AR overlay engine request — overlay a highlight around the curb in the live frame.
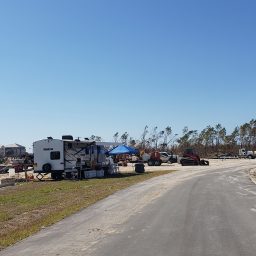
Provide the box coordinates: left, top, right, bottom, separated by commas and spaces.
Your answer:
249, 168, 256, 185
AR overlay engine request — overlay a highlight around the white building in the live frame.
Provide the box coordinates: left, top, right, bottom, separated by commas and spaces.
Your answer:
0, 145, 5, 158
4, 143, 26, 158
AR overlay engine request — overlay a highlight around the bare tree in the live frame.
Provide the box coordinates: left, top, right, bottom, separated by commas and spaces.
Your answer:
150, 126, 164, 149
113, 132, 119, 143
162, 126, 172, 149
95, 136, 102, 142
90, 135, 102, 142
129, 137, 136, 147
239, 123, 251, 148
177, 126, 198, 152
140, 125, 148, 149
121, 132, 129, 145
249, 119, 256, 148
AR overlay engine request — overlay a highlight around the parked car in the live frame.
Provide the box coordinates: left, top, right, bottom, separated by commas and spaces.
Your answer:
169, 154, 178, 163
218, 153, 236, 159
238, 148, 256, 159
159, 152, 170, 163
159, 152, 177, 163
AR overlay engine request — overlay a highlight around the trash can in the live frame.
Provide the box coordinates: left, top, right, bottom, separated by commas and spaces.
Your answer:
135, 163, 145, 173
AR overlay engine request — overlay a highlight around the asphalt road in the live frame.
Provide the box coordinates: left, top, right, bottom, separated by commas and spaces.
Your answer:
1, 160, 256, 256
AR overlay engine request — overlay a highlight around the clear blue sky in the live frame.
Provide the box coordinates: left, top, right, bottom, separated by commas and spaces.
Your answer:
0, 0, 255, 151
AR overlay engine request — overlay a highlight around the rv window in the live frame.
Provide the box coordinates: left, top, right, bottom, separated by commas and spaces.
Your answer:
50, 151, 61, 160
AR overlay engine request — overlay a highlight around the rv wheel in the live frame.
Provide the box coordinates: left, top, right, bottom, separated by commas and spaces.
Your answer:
154, 160, 161, 166
194, 160, 199, 166
51, 173, 57, 180
51, 173, 63, 180
65, 172, 72, 179
42, 163, 51, 173
199, 160, 210, 166
148, 160, 154, 166
56, 173, 63, 180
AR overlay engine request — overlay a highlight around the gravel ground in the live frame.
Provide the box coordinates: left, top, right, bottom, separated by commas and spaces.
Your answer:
119, 158, 255, 173
0, 158, 255, 180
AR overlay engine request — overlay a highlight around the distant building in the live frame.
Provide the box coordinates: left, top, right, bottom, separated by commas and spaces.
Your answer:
4, 143, 26, 158
0, 145, 5, 158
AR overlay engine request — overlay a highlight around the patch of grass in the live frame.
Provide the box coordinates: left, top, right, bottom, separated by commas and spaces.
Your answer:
0, 170, 173, 249
0, 212, 12, 222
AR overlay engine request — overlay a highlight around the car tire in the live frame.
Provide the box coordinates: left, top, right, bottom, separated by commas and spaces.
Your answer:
154, 160, 161, 166
148, 160, 154, 166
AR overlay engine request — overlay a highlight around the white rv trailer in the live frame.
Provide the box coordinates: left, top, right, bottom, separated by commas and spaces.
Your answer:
33, 136, 107, 180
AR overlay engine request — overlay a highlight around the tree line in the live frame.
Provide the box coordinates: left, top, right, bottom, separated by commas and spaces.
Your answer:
90, 119, 256, 157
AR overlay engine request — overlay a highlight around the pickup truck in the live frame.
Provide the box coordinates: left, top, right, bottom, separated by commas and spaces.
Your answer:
160, 152, 177, 163
238, 148, 256, 159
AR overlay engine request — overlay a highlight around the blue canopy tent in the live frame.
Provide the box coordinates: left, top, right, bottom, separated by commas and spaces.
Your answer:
108, 145, 143, 173
108, 145, 138, 155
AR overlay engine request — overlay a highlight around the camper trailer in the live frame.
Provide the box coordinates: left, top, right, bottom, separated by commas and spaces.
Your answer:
33, 136, 108, 180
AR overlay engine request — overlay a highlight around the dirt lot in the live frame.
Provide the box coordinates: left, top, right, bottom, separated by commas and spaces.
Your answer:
0, 158, 252, 180
119, 158, 254, 172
